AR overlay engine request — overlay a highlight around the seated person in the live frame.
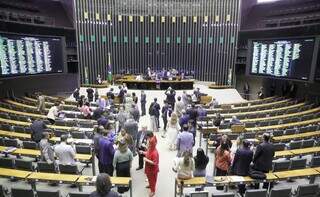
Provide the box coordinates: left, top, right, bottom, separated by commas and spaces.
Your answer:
208, 98, 219, 109
80, 102, 92, 119
230, 115, 241, 125
90, 173, 121, 197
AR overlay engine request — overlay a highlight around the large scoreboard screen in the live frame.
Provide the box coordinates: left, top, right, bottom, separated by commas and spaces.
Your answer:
0, 32, 64, 77
247, 37, 316, 81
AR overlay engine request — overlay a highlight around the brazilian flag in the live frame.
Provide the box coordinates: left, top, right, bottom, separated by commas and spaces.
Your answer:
107, 53, 112, 83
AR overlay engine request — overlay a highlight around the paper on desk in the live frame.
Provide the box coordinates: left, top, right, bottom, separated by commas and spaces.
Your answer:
230, 176, 245, 182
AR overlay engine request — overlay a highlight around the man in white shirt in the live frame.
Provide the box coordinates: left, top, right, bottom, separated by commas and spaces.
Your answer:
54, 135, 76, 165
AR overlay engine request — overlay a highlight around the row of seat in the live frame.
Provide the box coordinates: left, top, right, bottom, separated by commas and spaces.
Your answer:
212, 102, 307, 119
272, 156, 320, 172
2, 186, 90, 197
209, 183, 319, 197
0, 122, 93, 139
0, 137, 92, 154
0, 108, 95, 128
0, 157, 81, 174
206, 99, 294, 114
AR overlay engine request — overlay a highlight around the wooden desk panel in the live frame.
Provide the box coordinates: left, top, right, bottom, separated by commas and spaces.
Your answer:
290, 147, 320, 155
273, 131, 320, 142
0, 146, 92, 161
27, 172, 79, 182
0, 130, 30, 139
273, 168, 319, 179
77, 175, 131, 185
176, 177, 206, 185
0, 167, 32, 179
274, 150, 294, 158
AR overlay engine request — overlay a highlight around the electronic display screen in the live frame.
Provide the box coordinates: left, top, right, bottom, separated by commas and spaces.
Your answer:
0, 32, 64, 77
248, 37, 315, 81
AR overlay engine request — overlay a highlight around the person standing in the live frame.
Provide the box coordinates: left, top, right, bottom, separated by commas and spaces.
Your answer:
142, 133, 159, 197
165, 87, 176, 110
39, 132, 55, 164
166, 113, 180, 150
30, 118, 47, 143
161, 101, 169, 133
149, 98, 160, 132
215, 142, 232, 190
175, 96, 185, 118
129, 104, 140, 123
98, 130, 115, 175
193, 148, 209, 177
175, 151, 195, 180
187, 103, 198, 128
257, 87, 264, 99
252, 133, 275, 189
140, 90, 147, 116
231, 140, 253, 196
89, 173, 121, 197
37, 92, 46, 114
73, 88, 80, 101
132, 92, 138, 104
87, 87, 94, 102
182, 90, 190, 106
125, 93, 134, 113
124, 117, 138, 155
243, 82, 250, 100
118, 86, 125, 104
107, 88, 115, 100
179, 110, 190, 128
117, 106, 128, 133
136, 126, 148, 170
113, 140, 133, 193
94, 88, 99, 102
54, 135, 76, 165
176, 124, 194, 157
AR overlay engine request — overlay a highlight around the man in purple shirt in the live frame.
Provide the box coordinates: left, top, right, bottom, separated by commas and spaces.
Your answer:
98, 131, 115, 176
179, 110, 190, 128
176, 124, 194, 157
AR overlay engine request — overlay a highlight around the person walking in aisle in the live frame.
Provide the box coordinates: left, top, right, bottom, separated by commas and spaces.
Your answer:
141, 132, 159, 197
175, 96, 185, 118
166, 113, 180, 150
113, 139, 133, 193
140, 90, 147, 116
161, 100, 170, 136
176, 124, 194, 157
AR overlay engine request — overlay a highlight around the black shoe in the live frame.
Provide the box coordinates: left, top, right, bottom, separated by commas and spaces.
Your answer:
136, 167, 143, 171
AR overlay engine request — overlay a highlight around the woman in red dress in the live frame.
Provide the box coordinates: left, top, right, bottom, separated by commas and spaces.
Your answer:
141, 132, 159, 197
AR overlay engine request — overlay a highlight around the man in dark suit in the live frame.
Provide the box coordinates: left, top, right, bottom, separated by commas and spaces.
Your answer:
187, 103, 198, 128
231, 140, 253, 196
253, 133, 275, 189
136, 126, 148, 170
30, 118, 47, 143
140, 90, 146, 116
